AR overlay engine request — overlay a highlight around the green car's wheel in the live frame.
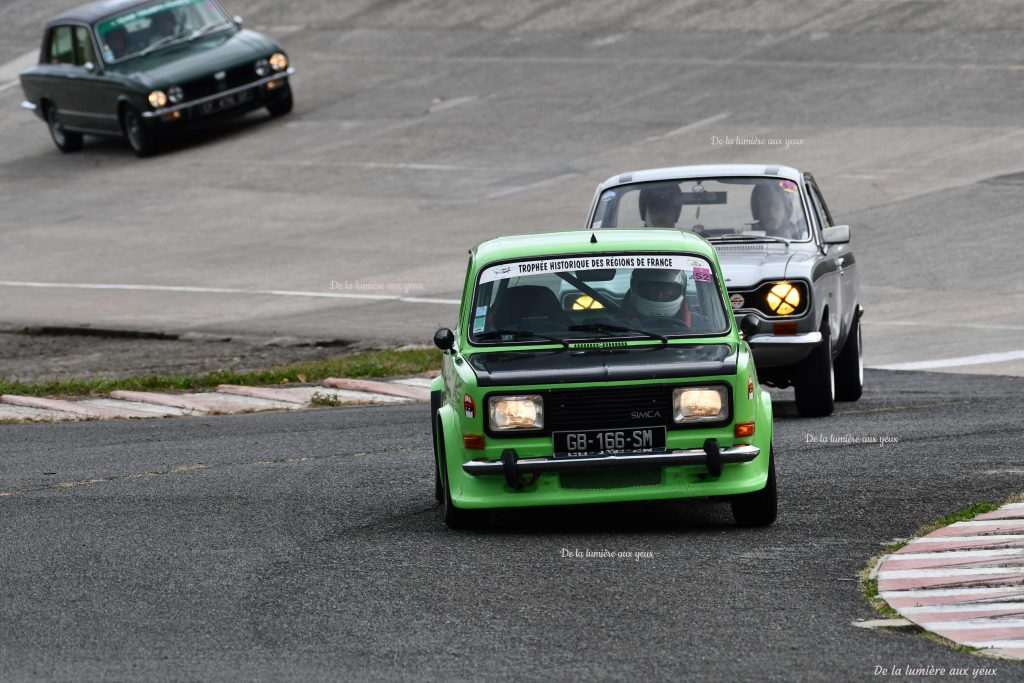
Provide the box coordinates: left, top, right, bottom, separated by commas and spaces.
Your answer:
46, 104, 83, 153
794, 322, 835, 417
121, 107, 159, 158
266, 89, 293, 117
731, 447, 777, 527
430, 393, 442, 503
834, 313, 863, 402
438, 427, 488, 530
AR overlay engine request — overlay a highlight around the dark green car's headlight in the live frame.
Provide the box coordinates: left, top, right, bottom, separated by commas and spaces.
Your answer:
167, 86, 184, 104
269, 52, 288, 71
147, 90, 167, 108
254, 58, 270, 77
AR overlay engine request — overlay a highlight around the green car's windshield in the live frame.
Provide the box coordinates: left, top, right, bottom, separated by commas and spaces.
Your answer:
95, 0, 233, 64
591, 177, 811, 242
469, 253, 730, 345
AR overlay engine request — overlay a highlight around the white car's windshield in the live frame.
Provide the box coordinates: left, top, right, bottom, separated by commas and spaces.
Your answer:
592, 177, 810, 242
95, 0, 233, 63
469, 253, 730, 345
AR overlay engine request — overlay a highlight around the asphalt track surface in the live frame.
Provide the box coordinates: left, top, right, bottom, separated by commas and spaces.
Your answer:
1, 0, 1023, 374
2, 370, 1024, 681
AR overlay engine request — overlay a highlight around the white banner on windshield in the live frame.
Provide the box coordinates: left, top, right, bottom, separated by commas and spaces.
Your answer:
478, 254, 710, 284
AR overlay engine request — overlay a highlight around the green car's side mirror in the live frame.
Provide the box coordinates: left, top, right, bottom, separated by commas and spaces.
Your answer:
739, 314, 761, 340
434, 328, 455, 351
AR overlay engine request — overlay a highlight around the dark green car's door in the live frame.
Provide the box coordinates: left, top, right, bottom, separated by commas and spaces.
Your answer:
69, 25, 122, 134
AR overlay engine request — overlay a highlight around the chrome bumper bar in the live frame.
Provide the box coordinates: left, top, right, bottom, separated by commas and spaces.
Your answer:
142, 67, 295, 119
463, 443, 760, 480
748, 331, 822, 346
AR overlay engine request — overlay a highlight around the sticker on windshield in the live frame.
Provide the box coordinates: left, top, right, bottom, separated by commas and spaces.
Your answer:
779, 179, 798, 193
473, 305, 487, 333
479, 254, 702, 284
693, 267, 712, 284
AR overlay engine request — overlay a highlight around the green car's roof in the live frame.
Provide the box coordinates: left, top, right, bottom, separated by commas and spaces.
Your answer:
471, 229, 718, 267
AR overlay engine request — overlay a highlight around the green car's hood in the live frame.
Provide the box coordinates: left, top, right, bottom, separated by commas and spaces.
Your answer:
466, 343, 738, 387
108, 29, 279, 88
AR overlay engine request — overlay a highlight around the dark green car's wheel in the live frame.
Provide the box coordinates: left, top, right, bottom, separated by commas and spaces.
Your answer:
266, 89, 293, 117
834, 313, 863, 402
731, 447, 777, 527
121, 107, 159, 158
46, 104, 83, 153
794, 322, 835, 417
438, 427, 488, 530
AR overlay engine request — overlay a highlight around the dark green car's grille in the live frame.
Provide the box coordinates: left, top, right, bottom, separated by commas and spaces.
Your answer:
182, 64, 260, 100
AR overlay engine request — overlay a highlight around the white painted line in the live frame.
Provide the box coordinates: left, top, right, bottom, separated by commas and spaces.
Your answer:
0, 80, 22, 94
873, 349, 1024, 371
905, 535, 1024, 544
851, 618, 913, 630
881, 587, 1024, 598
949, 520, 1024, 528
902, 603, 1024, 615
0, 281, 460, 305
922, 619, 1024, 629
864, 320, 1024, 332
894, 550, 1024, 560
0, 49, 38, 84
428, 94, 478, 114
1004, 503, 1024, 509
643, 111, 731, 142
964, 639, 1024, 649
878, 568, 1024, 579
79, 398, 185, 417
486, 172, 581, 200
392, 377, 434, 388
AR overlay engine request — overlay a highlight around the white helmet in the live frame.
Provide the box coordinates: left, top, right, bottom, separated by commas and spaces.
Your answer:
631, 269, 686, 318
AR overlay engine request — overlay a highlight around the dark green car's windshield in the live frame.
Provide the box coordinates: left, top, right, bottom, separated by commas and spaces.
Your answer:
469, 253, 730, 345
96, 0, 233, 63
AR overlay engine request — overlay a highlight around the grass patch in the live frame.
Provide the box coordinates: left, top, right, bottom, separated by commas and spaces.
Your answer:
0, 347, 442, 398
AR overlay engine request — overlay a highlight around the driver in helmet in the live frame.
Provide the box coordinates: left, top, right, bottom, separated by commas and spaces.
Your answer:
623, 268, 692, 326
638, 184, 682, 228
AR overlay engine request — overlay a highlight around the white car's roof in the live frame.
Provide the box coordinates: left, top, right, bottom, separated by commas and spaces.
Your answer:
596, 164, 803, 192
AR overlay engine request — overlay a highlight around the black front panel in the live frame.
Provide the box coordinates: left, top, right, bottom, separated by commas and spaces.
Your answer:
546, 386, 673, 433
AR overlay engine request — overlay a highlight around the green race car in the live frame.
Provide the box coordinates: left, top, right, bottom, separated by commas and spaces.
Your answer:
430, 229, 776, 529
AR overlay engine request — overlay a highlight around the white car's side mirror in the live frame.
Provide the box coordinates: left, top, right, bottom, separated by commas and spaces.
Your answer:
822, 224, 850, 244
233, 15, 244, 28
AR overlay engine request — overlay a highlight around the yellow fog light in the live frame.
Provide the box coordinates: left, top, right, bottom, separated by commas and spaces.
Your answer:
269, 52, 289, 71
673, 386, 728, 423
766, 282, 801, 316
488, 395, 544, 431
147, 90, 168, 108
572, 294, 603, 310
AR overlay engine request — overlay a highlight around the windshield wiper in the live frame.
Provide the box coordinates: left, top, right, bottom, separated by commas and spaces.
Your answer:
569, 323, 668, 344
138, 32, 189, 57
475, 329, 569, 348
707, 234, 791, 245
188, 22, 230, 40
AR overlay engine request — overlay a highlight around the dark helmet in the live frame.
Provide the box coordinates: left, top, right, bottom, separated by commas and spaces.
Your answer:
638, 183, 682, 223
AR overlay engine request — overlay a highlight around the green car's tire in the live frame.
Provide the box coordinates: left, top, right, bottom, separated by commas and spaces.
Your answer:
121, 107, 159, 158
266, 90, 293, 118
430, 393, 442, 503
439, 427, 488, 530
794, 322, 835, 417
834, 313, 863, 402
731, 448, 777, 527
46, 104, 83, 153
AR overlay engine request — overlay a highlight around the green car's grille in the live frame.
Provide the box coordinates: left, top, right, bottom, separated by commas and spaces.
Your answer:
544, 385, 674, 433
559, 469, 663, 490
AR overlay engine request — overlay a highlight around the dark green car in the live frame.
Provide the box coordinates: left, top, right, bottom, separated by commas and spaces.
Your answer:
19, 0, 294, 157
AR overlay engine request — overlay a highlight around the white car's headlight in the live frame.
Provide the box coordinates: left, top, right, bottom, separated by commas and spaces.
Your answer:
269, 52, 288, 71
147, 90, 168, 108
673, 386, 729, 423
488, 395, 543, 431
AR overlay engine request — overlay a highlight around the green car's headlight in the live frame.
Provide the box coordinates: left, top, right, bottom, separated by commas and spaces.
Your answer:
269, 52, 288, 71
147, 90, 168, 108
673, 386, 728, 424
488, 395, 544, 431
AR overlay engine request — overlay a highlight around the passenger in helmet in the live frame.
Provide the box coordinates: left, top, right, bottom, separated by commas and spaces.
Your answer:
638, 184, 682, 228
623, 268, 692, 326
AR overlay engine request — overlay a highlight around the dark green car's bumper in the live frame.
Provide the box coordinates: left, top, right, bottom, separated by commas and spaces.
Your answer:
141, 68, 293, 129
